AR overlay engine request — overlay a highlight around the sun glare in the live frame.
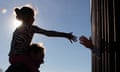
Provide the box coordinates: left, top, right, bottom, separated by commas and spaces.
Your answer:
38, 42, 46, 53
13, 19, 22, 28
1, 8, 7, 14
38, 42, 44, 47
12, 8, 22, 29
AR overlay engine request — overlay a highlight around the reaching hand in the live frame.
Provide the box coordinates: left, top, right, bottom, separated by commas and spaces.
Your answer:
67, 32, 77, 43
79, 35, 93, 49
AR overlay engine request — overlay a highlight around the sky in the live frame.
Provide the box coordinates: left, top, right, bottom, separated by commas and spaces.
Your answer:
0, 0, 91, 72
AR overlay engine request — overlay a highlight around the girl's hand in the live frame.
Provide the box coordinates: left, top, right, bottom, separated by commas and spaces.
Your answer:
67, 32, 77, 43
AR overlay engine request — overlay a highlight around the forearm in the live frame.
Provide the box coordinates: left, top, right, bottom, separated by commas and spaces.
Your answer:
43, 30, 69, 38
34, 26, 70, 38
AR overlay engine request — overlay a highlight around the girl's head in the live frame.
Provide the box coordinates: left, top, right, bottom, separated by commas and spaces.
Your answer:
15, 7, 35, 24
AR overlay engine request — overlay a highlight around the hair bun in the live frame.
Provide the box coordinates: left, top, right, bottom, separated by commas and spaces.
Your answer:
15, 8, 22, 20
15, 8, 20, 15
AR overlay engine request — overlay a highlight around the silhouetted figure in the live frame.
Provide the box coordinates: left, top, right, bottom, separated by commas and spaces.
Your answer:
79, 35, 93, 49
28, 43, 45, 72
8, 6, 77, 72
6, 43, 45, 72
5, 63, 30, 72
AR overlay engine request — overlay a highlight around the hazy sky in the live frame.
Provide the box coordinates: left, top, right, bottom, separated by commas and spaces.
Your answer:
0, 0, 91, 72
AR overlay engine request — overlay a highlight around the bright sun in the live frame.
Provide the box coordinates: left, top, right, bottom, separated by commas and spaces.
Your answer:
12, 10, 22, 30
13, 19, 22, 28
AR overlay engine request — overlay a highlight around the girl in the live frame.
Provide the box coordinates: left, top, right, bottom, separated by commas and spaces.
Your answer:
8, 6, 77, 72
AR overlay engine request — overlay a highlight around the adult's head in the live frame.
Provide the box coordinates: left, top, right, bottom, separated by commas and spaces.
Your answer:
5, 44, 45, 72
29, 43, 45, 67
15, 6, 35, 25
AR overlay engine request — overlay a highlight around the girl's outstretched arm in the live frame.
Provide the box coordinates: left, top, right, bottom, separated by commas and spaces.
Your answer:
33, 26, 77, 43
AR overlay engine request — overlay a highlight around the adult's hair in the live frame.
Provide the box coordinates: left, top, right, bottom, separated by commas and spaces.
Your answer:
28, 43, 45, 55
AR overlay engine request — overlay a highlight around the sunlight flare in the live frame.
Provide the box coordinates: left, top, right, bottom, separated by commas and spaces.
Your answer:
38, 42, 44, 47
14, 20, 22, 28
38, 42, 46, 54
13, 19, 22, 29
1, 8, 7, 14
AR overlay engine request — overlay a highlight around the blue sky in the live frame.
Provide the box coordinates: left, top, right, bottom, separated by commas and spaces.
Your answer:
0, 0, 91, 72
